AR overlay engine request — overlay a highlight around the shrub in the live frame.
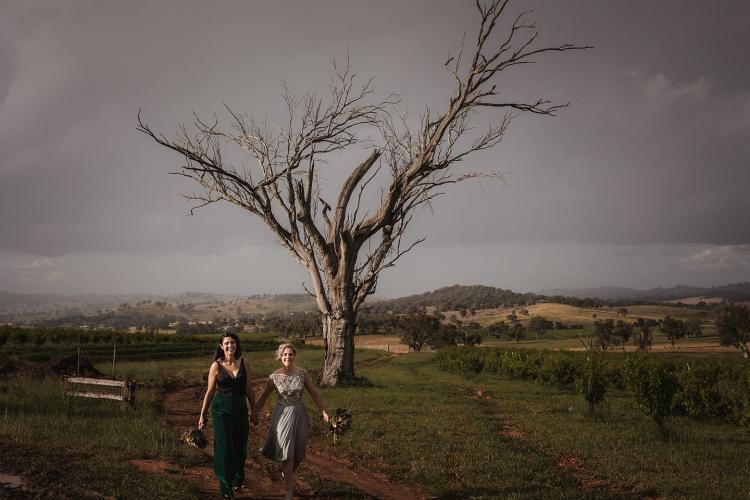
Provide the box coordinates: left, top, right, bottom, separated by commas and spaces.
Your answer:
674, 362, 725, 419
725, 366, 750, 425
464, 332, 482, 347
537, 352, 578, 387
436, 346, 750, 427
436, 348, 484, 377
626, 357, 679, 435
576, 357, 606, 412
9, 329, 30, 344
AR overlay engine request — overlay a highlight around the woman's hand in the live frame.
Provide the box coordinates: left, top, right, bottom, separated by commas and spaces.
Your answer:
198, 414, 206, 430
322, 410, 330, 423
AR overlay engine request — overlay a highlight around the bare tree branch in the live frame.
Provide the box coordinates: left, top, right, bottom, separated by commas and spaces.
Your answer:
139, 0, 589, 385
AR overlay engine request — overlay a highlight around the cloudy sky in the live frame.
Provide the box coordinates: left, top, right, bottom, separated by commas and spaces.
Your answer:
1, 0, 749, 297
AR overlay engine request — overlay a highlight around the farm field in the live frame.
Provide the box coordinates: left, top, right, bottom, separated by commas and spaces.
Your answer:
2, 336, 749, 498
470, 302, 711, 327
306, 334, 411, 353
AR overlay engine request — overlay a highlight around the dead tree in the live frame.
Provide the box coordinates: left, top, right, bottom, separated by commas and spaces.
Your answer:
138, 0, 589, 386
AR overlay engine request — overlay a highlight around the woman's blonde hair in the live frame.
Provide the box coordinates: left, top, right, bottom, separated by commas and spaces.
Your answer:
276, 343, 296, 361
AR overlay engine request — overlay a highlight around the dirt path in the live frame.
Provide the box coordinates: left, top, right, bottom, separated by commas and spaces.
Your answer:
460, 386, 651, 499
358, 352, 404, 369
153, 382, 425, 499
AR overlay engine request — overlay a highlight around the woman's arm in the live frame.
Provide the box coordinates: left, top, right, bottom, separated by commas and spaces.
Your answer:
198, 362, 219, 429
304, 371, 330, 422
243, 358, 256, 410
243, 358, 258, 424
254, 378, 275, 414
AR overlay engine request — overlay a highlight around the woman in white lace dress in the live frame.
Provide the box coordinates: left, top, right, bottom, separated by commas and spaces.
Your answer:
254, 343, 329, 500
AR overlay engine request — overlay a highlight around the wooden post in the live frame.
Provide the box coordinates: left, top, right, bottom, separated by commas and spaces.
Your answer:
112, 335, 117, 378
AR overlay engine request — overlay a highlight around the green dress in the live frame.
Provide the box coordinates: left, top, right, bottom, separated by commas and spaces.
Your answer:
212, 359, 249, 496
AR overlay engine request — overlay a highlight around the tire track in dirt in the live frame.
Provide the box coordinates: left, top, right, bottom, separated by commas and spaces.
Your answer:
357, 352, 404, 369
460, 386, 652, 499
156, 380, 425, 500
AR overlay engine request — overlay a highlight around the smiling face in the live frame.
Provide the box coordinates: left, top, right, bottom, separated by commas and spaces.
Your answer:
220, 337, 236, 358
280, 347, 296, 368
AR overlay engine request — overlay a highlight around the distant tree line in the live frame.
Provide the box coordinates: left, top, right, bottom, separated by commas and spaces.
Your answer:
365, 284, 720, 315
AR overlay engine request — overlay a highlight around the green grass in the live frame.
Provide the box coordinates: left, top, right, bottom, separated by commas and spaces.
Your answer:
2, 346, 747, 498
0, 344, 382, 499
315, 353, 620, 499
479, 329, 729, 353
0, 376, 205, 498
314, 353, 750, 499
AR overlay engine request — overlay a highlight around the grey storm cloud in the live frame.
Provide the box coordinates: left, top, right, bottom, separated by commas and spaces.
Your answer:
0, 0, 749, 294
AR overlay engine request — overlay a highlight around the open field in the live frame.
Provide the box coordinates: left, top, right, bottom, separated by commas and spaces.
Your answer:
306, 334, 411, 353
2, 339, 749, 498
470, 302, 711, 327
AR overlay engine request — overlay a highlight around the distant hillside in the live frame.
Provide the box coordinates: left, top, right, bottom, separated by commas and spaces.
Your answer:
542, 282, 750, 302
368, 285, 538, 313
541, 287, 641, 300
0, 290, 314, 324
0, 291, 156, 307
369, 282, 750, 314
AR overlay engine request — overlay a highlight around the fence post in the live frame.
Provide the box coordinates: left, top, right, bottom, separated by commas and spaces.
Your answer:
112, 335, 117, 378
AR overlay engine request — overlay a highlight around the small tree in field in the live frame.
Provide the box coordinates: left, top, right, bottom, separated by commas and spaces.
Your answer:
138, 1, 588, 385
428, 324, 461, 350
633, 318, 653, 350
626, 358, 679, 438
527, 315, 550, 340
715, 303, 750, 359
506, 313, 525, 343
487, 320, 508, 340
399, 312, 441, 352
661, 316, 686, 349
592, 319, 614, 351
612, 319, 633, 347
576, 356, 606, 414
684, 318, 703, 338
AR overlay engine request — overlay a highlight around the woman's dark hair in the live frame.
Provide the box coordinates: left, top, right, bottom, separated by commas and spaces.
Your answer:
213, 332, 242, 361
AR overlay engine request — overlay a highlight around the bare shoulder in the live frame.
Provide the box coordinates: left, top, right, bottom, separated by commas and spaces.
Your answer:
209, 360, 220, 373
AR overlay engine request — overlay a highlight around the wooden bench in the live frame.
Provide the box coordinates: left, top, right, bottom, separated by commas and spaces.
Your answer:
65, 377, 137, 407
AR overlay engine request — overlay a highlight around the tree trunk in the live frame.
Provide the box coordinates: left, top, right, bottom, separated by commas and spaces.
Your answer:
321, 312, 356, 386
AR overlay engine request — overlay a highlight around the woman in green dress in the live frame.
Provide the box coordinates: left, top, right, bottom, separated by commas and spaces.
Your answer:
198, 333, 257, 498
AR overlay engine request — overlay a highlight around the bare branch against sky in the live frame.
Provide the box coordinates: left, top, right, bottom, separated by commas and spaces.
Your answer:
0, 0, 749, 296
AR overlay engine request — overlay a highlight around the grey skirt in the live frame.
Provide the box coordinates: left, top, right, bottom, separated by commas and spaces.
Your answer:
261, 402, 310, 471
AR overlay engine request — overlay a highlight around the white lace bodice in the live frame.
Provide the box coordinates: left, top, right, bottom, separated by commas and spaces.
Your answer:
269, 368, 305, 406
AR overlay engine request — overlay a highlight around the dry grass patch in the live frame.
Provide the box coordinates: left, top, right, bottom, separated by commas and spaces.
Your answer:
307, 335, 410, 353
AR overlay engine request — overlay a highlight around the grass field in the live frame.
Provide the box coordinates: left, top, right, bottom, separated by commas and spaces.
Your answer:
320, 352, 750, 499
471, 302, 711, 328
2, 339, 748, 498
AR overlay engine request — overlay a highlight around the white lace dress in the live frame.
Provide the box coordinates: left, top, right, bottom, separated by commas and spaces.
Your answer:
260, 368, 311, 471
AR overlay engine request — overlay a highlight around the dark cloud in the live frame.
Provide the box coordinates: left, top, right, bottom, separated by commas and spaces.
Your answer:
0, 0, 748, 294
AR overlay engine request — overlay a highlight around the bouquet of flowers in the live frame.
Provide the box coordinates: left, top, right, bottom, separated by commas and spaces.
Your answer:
327, 408, 352, 445
180, 427, 208, 449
